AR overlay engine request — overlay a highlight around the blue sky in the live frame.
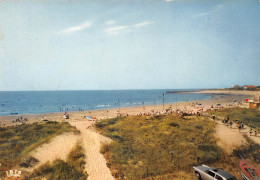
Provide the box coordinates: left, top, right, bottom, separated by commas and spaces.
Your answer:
0, 0, 260, 91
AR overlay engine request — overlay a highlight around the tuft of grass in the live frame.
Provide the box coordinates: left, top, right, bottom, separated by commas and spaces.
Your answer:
19, 156, 39, 168
26, 143, 87, 180
0, 121, 79, 177
96, 114, 221, 179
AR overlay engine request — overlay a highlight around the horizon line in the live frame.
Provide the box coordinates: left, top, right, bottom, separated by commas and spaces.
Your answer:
0, 88, 222, 92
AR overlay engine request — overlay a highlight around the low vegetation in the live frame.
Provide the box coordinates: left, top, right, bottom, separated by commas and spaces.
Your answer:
207, 107, 260, 129
96, 115, 222, 179
0, 121, 79, 177
25, 143, 87, 180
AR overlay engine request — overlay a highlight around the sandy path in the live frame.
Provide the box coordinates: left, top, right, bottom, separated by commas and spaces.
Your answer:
27, 132, 80, 171
214, 117, 260, 154
69, 120, 114, 180
215, 122, 247, 154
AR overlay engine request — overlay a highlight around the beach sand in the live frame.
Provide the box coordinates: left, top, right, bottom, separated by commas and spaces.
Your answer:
0, 90, 258, 126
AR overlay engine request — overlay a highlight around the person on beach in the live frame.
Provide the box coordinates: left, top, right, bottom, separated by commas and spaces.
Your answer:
229, 121, 233, 127
234, 120, 238, 127
255, 131, 258, 136
212, 113, 215, 121
226, 115, 230, 123
239, 124, 242, 130
241, 123, 244, 129
250, 129, 253, 136
237, 122, 240, 129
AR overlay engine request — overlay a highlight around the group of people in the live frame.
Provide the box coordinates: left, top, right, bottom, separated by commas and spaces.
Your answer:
224, 116, 245, 130
12, 116, 27, 123
133, 106, 204, 118
249, 128, 258, 136
212, 113, 260, 137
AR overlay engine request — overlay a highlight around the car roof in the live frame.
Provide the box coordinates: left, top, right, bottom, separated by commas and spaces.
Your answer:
197, 166, 210, 171
217, 170, 235, 179
210, 167, 219, 172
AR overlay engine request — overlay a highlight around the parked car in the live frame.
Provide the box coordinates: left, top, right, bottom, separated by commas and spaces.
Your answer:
193, 164, 237, 180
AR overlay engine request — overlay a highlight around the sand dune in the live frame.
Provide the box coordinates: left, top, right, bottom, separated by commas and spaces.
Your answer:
25, 120, 113, 179
26, 132, 80, 172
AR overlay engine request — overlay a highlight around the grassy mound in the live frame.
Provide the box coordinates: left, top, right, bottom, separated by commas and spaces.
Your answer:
0, 121, 79, 177
96, 115, 221, 179
26, 143, 87, 180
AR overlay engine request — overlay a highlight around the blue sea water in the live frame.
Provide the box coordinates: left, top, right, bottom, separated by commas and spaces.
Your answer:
0, 90, 212, 116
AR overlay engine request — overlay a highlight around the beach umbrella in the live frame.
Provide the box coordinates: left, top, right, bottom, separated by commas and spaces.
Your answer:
197, 104, 202, 106
216, 104, 221, 106
244, 99, 249, 102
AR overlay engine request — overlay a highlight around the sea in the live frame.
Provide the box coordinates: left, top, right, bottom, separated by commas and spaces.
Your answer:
0, 90, 212, 116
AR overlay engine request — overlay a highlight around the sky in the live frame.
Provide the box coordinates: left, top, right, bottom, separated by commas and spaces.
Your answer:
0, 0, 260, 91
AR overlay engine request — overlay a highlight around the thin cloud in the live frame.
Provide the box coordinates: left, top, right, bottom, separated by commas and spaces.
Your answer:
104, 20, 116, 25
165, 0, 176, 2
105, 26, 129, 35
133, 21, 153, 28
105, 21, 153, 35
193, 4, 223, 18
57, 21, 92, 34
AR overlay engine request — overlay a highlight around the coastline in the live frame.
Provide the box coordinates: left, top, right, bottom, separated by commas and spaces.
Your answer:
0, 90, 258, 127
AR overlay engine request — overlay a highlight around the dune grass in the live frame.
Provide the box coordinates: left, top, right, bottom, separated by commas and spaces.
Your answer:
26, 142, 87, 180
207, 107, 260, 129
96, 115, 222, 179
0, 121, 79, 177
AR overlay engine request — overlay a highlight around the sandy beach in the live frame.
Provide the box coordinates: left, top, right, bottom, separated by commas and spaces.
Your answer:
0, 90, 258, 126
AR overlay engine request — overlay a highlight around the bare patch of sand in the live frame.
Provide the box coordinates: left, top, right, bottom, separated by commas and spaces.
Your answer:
26, 132, 80, 171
